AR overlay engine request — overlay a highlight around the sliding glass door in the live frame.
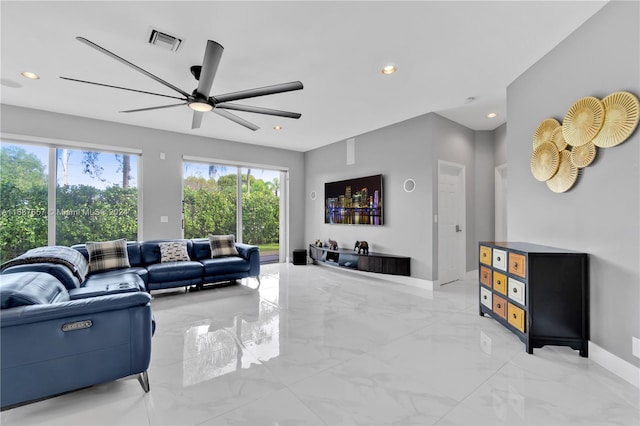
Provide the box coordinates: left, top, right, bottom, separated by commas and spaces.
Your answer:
183, 161, 283, 263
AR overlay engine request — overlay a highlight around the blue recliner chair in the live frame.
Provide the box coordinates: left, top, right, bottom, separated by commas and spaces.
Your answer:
0, 271, 154, 409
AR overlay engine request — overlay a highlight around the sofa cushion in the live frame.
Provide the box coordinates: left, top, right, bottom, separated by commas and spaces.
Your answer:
140, 240, 193, 265
86, 239, 131, 274
159, 241, 190, 262
73, 242, 143, 268
1, 263, 81, 290
208, 235, 239, 258
146, 261, 203, 283
82, 268, 148, 290
1, 272, 69, 308
200, 257, 250, 276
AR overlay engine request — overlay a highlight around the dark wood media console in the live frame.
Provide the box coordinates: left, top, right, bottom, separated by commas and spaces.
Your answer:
308, 244, 410, 276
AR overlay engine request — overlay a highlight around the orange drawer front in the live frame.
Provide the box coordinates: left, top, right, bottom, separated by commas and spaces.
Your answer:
508, 303, 525, 333
509, 252, 526, 278
480, 246, 492, 266
480, 266, 492, 287
493, 271, 507, 295
493, 294, 507, 319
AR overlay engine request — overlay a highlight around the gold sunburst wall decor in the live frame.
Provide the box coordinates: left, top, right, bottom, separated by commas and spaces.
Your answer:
530, 90, 639, 193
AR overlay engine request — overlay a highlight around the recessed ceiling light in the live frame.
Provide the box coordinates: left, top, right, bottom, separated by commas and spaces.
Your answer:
381, 65, 396, 75
21, 71, 40, 80
487, 112, 498, 118
273, 125, 283, 131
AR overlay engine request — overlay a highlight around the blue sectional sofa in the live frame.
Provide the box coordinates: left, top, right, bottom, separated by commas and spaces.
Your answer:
71, 238, 261, 292
0, 270, 153, 409
0, 237, 260, 408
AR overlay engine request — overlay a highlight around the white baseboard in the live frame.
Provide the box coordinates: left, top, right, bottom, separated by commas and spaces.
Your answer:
589, 341, 640, 389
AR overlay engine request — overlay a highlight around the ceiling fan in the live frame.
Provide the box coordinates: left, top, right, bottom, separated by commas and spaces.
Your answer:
60, 37, 303, 131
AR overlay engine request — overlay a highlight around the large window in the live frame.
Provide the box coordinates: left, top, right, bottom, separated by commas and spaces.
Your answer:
55, 148, 138, 246
0, 141, 140, 263
183, 161, 283, 263
0, 143, 49, 262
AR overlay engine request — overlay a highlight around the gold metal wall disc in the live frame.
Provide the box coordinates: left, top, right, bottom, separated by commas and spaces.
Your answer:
551, 126, 568, 151
562, 96, 604, 147
591, 91, 640, 148
546, 150, 578, 193
531, 141, 560, 181
533, 118, 560, 148
570, 142, 597, 168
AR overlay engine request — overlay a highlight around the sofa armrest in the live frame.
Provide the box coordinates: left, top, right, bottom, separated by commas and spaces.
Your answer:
69, 282, 140, 300
235, 243, 260, 277
235, 243, 258, 260
1, 292, 151, 328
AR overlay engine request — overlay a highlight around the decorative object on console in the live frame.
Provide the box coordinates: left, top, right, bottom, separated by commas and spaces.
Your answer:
529, 91, 639, 193
315, 240, 323, 247
328, 239, 338, 250
86, 238, 131, 273
354, 240, 369, 255
325, 174, 383, 225
208, 234, 239, 257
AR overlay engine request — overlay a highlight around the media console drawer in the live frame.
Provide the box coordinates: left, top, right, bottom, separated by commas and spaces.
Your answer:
478, 242, 588, 357
309, 244, 410, 276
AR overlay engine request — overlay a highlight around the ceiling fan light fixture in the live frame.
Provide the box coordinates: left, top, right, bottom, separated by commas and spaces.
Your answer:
21, 71, 40, 79
188, 101, 213, 112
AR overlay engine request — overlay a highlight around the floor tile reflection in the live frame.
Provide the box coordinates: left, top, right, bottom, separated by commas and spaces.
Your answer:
1, 263, 638, 426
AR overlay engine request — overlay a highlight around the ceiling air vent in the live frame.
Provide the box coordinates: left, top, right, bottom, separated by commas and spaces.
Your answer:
148, 29, 182, 52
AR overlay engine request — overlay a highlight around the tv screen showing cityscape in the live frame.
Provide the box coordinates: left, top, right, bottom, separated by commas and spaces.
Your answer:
324, 174, 383, 225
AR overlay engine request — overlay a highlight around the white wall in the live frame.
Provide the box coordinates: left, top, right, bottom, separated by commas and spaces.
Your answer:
304, 112, 494, 281
507, 1, 639, 366
0, 105, 306, 253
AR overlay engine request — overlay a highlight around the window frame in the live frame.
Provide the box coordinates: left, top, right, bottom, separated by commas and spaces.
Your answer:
1, 134, 143, 245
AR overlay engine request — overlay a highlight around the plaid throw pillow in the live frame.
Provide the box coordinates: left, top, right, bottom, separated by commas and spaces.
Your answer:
208, 234, 239, 258
159, 241, 190, 262
86, 238, 131, 273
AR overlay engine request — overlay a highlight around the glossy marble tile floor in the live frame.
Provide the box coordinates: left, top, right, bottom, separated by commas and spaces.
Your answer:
2, 263, 639, 425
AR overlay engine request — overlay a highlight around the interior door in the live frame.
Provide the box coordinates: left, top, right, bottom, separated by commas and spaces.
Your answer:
438, 161, 466, 285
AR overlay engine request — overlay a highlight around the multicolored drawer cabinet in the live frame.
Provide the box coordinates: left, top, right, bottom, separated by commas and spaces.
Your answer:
478, 242, 589, 357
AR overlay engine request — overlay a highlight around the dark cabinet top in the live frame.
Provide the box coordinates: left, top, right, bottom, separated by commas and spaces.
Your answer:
480, 241, 587, 255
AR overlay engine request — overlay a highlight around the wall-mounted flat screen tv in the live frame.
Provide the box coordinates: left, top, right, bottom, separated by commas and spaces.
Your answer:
325, 174, 383, 225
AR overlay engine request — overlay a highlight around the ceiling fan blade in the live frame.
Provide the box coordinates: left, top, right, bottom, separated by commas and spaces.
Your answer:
213, 81, 303, 103
120, 103, 186, 113
192, 111, 204, 129
214, 109, 259, 131
60, 77, 186, 101
216, 103, 301, 119
196, 41, 224, 97
76, 36, 191, 98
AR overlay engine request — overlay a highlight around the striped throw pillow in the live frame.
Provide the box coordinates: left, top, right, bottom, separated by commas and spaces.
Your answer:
208, 234, 239, 258
86, 238, 131, 273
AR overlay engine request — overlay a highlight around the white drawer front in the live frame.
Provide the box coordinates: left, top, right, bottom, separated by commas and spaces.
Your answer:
508, 277, 525, 305
493, 249, 507, 271
480, 286, 493, 309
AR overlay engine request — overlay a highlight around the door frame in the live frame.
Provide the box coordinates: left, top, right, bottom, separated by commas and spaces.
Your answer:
495, 164, 507, 241
437, 160, 466, 285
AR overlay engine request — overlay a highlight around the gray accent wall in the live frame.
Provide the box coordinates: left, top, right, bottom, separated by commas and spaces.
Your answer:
304, 112, 495, 281
0, 105, 306, 252
507, 1, 639, 366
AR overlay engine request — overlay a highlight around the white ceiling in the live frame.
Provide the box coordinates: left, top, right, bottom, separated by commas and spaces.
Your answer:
1, 1, 607, 152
